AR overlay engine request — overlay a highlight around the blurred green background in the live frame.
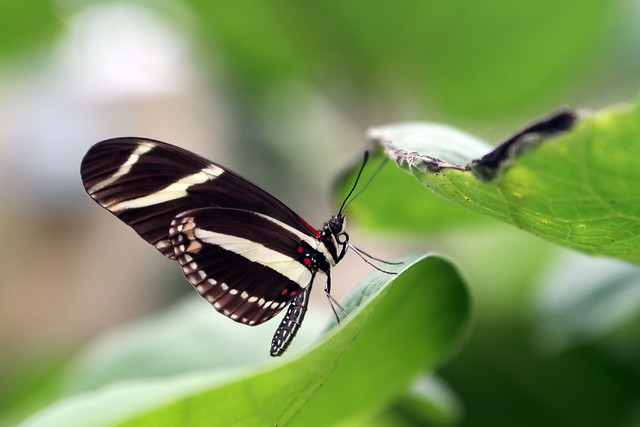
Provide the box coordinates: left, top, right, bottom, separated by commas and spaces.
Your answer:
1, 0, 639, 425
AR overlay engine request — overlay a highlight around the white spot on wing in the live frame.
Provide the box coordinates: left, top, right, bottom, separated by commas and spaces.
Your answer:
155, 240, 170, 250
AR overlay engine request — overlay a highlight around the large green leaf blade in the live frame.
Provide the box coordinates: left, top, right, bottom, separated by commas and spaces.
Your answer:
19, 253, 470, 427
369, 103, 640, 262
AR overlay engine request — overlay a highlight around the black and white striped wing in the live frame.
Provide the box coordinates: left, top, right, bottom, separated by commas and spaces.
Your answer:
80, 138, 321, 259
169, 208, 315, 325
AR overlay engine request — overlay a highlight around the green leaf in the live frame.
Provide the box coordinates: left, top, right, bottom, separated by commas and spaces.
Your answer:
391, 374, 462, 425
342, 375, 461, 427
19, 253, 470, 427
57, 298, 281, 394
369, 103, 640, 263
535, 252, 640, 350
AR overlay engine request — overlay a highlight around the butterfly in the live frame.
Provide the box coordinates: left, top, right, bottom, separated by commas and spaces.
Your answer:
81, 138, 392, 356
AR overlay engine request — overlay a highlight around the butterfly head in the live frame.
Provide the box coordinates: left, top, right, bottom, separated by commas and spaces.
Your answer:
327, 214, 347, 243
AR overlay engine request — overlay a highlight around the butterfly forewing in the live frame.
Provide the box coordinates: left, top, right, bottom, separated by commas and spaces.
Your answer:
80, 138, 320, 258
169, 208, 312, 325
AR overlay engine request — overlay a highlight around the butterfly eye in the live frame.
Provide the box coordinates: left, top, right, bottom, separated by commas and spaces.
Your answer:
337, 232, 349, 244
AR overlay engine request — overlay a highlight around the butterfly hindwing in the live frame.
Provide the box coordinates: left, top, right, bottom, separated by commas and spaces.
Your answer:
80, 138, 320, 258
169, 208, 314, 325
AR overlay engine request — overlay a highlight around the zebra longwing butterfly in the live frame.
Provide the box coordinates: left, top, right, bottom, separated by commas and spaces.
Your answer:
81, 138, 379, 356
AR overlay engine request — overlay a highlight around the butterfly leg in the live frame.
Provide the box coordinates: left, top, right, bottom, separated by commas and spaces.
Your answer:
324, 272, 348, 324
270, 273, 315, 357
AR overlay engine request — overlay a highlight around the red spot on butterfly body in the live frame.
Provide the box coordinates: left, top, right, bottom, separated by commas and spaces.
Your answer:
290, 290, 298, 297
303, 258, 312, 268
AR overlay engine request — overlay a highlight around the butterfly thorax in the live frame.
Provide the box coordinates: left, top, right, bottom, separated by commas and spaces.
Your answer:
316, 214, 348, 267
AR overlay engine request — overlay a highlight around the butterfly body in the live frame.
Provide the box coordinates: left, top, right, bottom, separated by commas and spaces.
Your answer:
81, 138, 348, 356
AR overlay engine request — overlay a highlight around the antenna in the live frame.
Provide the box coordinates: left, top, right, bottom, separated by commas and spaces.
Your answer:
337, 151, 402, 273
338, 151, 389, 216
338, 151, 370, 216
